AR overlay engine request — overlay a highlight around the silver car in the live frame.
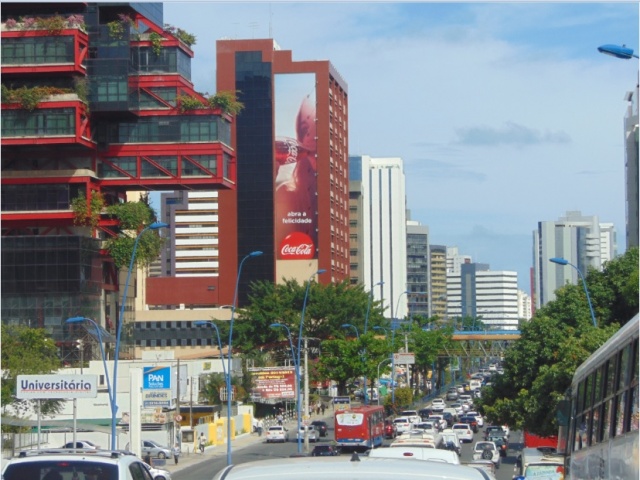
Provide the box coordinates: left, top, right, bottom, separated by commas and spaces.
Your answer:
145, 461, 172, 480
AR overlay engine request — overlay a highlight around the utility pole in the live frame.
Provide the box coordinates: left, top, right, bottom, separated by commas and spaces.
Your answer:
189, 377, 194, 429
404, 333, 410, 386
176, 359, 181, 446
303, 337, 310, 452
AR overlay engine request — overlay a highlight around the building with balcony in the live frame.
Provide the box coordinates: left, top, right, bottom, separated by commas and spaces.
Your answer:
1, 2, 235, 363
406, 220, 429, 320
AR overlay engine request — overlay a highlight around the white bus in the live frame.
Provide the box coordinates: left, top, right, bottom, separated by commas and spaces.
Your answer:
559, 313, 638, 480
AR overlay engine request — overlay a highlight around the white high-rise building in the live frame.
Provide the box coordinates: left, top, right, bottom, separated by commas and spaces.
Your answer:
349, 155, 408, 319
533, 210, 617, 309
446, 246, 472, 275
518, 290, 533, 321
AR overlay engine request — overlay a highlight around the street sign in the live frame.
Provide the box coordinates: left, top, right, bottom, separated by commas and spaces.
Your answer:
393, 353, 415, 364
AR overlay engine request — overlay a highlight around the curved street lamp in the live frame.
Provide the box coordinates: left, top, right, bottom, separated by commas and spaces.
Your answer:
193, 321, 227, 377
269, 323, 301, 453
549, 257, 597, 327
391, 290, 409, 404
597, 44, 638, 59
341, 323, 360, 340
112, 221, 168, 450
224, 250, 262, 465
363, 281, 383, 405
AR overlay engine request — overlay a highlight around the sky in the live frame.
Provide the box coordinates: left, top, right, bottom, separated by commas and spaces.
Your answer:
157, 1, 639, 291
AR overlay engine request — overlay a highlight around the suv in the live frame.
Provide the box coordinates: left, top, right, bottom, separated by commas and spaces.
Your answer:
2, 449, 154, 480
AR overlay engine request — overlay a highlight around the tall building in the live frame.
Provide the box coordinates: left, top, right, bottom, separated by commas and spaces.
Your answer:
1, 3, 233, 360
624, 87, 639, 249
517, 290, 533, 322
533, 210, 617, 309
215, 39, 350, 303
406, 220, 429, 319
428, 244, 447, 319
349, 155, 408, 319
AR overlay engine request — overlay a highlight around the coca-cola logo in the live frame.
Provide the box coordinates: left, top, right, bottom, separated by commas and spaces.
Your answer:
279, 232, 315, 259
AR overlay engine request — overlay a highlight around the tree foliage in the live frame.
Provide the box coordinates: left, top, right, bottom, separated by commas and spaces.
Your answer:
477, 248, 639, 436
1, 325, 63, 423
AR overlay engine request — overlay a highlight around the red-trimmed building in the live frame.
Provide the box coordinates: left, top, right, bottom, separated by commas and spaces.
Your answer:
1, 3, 235, 360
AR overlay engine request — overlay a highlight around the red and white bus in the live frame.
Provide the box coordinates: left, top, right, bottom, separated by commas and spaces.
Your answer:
334, 405, 385, 451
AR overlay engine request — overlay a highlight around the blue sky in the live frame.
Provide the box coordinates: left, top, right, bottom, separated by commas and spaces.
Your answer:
157, 1, 639, 291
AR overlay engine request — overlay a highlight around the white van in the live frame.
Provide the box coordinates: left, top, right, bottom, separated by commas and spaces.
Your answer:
369, 446, 460, 464
515, 447, 565, 479
469, 379, 482, 391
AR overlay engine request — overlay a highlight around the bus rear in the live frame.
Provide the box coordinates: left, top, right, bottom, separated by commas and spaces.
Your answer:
334, 405, 384, 451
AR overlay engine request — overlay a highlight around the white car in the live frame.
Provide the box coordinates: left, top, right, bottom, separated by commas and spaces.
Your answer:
467, 411, 484, 427
399, 410, 421, 424
472, 441, 501, 469
431, 398, 446, 409
296, 425, 319, 442
414, 422, 438, 436
452, 423, 474, 443
144, 462, 172, 480
266, 425, 289, 443
393, 417, 413, 433
449, 403, 465, 416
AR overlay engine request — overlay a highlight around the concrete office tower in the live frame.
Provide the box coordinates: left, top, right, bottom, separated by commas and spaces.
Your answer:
214, 39, 350, 305
406, 220, 429, 319
447, 263, 520, 330
533, 210, 617, 309
429, 245, 448, 319
447, 246, 472, 275
518, 290, 533, 321
623, 88, 639, 249
349, 155, 408, 320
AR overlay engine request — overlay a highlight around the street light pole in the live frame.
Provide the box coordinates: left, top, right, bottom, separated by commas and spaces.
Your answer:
376, 359, 391, 405
269, 323, 301, 454
549, 257, 597, 327
363, 281, 383, 405
298, 269, 326, 447
225, 250, 262, 465
112, 221, 168, 450
391, 290, 409, 405
193, 321, 227, 378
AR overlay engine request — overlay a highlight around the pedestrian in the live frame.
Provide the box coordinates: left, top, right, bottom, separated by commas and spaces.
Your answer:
143, 452, 152, 465
257, 418, 264, 437
172, 443, 180, 464
199, 433, 206, 453
277, 413, 283, 426
321, 403, 326, 415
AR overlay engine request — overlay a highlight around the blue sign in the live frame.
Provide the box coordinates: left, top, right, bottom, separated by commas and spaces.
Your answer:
143, 366, 171, 390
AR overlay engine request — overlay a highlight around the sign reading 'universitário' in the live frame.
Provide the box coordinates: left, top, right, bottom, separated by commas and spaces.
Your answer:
16, 375, 98, 399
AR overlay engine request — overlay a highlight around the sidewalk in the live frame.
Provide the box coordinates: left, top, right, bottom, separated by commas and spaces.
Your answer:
160, 415, 315, 475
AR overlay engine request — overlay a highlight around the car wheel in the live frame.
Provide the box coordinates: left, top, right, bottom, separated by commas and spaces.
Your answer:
157, 477, 166, 480
158, 452, 166, 459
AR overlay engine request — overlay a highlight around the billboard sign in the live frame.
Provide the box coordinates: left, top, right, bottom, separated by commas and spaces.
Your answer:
274, 73, 318, 259
143, 366, 171, 390
142, 389, 172, 408
16, 375, 98, 399
393, 353, 415, 364
249, 367, 296, 401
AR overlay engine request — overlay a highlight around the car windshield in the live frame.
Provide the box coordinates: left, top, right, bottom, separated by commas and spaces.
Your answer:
4, 461, 118, 480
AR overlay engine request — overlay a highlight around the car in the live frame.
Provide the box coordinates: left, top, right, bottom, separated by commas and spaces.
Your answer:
430, 398, 446, 410
384, 419, 398, 439
399, 410, 421, 424
441, 411, 455, 427
393, 417, 413, 434
472, 441, 501, 469
296, 425, 319, 442
125, 440, 172, 459
311, 420, 329, 437
458, 415, 479, 433
452, 423, 474, 443
413, 422, 438, 435
449, 403, 465, 416
484, 426, 508, 442
266, 425, 289, 443
310, 445, 341, 456
428, 414, 447, 431
445, 388, 459, 401
466, 411, 484, 427
458, 394, 473, 407
61, 440, 100, 449
2, 449, 154, 480
144, 461, 172, 480
441, 432, 462, 457
418, 407, 434, 420
486, 434, 508, 457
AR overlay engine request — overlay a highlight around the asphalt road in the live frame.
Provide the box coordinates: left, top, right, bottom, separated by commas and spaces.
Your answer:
172, 421, 524, 480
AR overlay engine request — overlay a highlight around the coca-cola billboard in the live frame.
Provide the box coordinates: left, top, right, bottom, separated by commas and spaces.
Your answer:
274, 74, 318, 260
280, 232, 315, 259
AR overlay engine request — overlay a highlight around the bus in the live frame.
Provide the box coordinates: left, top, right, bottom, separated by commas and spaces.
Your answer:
334, 405, 385, 451
559, 313, 638, 480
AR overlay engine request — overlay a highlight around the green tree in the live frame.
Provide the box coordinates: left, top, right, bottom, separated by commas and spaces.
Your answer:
476, 248, 638, 436
383, 386, 413, 414
1, 325, 63, 422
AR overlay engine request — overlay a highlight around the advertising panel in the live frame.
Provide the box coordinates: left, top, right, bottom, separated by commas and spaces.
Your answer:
16, 375, 98, 399
142, 389, 172, 408
249, 367, 296, 401
143, 366, 171, 390
274, 73, 318, 260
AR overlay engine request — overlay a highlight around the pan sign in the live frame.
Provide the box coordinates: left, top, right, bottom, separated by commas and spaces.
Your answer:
143, 366, 171, 390
16, 375, 98, 399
